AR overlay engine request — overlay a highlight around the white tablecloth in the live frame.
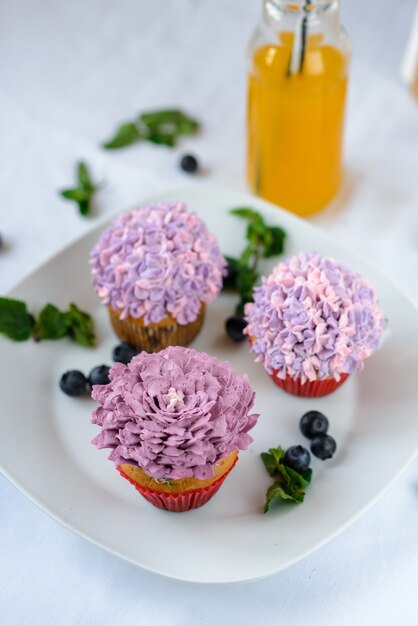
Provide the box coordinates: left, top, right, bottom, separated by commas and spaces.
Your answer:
1, 1, 418, 624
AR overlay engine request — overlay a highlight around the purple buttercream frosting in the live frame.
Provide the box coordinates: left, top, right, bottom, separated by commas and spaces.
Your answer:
90, 202, 226, 325
245, 251, 385, 383
91, 346, 259, 480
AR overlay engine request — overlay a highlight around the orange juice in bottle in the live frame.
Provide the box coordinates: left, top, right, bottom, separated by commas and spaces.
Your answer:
247, 0, 350, 217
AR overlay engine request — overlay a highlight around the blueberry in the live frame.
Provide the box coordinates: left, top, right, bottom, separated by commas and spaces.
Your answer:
300, 410, 329, 439
112, 342, 139, 364
88, 365, 111, 387
59, 370, 87, 397
180, 154, 198, 174
283, 445, 311, 473
225, 316, 247, 342
310, 434, 337, 460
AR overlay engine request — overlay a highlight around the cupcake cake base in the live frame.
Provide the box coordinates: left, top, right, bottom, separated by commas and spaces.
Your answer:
108, 304, 205, 351
271, 371, 350, 398
117, 451, 238, 512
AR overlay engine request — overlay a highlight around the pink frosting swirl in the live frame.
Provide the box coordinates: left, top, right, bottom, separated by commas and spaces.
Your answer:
90, 202, 226, 325
245, 252, 385, 383
91, 347, 259, 480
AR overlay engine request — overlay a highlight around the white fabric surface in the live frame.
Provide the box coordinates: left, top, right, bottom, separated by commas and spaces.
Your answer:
1, 1, 418, 624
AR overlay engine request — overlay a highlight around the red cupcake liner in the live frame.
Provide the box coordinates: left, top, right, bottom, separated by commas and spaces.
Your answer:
271, 371, 350, 397
117, 455, 239, 512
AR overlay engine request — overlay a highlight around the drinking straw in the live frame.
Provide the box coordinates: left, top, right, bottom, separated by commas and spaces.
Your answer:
287, 0, 312, 76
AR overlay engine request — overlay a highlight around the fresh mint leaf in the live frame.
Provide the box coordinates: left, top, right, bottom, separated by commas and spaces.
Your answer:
236, 267, 259, 302
0, 297, 35, 341
261, 445, 312, 512
34, 304, 69, 341
223, 256, 242, 290
140, 109, 185, 127
102, 109, 200, 151
230, 207, 266, 227
246, 220, 266, 246
147, 131, 177, 147
77, 161, 94, 191
235, 299, 246, 317
239, 242, 254, 266
61, 188, 91, 202
261, 446, 286, 477
0, 298, 96, 347
286, 466, 312, 490
264, 483, 299, 513
142, 110, 199, 146
262, 226, 286, 258
234, 266, 259, 315
102, 122, 142, 150
67, 303, 95, 347
176, 117, 200, 135
139, 109, 199, 135
60, 161, 96, 217
226, 206, 287, 319
78, 200, 90, 216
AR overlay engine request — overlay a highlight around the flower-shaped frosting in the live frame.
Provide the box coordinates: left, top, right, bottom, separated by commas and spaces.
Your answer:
90, 202, 226, 325
245, 252, 385, 383
91, 347, 259, 480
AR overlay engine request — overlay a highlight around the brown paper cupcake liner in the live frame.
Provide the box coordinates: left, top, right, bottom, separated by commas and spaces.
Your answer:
108, 304, 205, 351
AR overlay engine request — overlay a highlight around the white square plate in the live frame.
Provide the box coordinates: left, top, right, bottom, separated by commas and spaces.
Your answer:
2, 185, 418, 584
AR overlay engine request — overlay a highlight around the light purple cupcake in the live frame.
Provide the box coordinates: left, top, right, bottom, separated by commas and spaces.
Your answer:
90, 202, 226, 351
245, 251, 385, 397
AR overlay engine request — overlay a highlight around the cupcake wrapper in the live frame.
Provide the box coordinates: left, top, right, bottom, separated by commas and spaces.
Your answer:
117, 455, 238, 512
271, 371, 350, 397
108, 305, 205, 352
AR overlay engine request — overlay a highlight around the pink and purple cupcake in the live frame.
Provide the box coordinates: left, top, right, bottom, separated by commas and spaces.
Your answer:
91, 346, 259, 512
90, 202, 226, 351
245, 251, 385, 397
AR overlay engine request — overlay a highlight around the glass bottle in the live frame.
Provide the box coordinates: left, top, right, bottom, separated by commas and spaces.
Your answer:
247, 0, 350, 217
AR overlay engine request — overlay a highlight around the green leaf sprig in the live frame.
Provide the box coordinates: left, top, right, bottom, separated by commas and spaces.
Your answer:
261, 446, 312, 513
0, 297, 35, 341
0, 297, 95, 347
102, 108, 200, 150
224, 207, 286, 315
60, 161, 97, 216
